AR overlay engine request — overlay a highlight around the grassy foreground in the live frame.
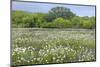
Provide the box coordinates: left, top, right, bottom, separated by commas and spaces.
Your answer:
11, 28, 96, 66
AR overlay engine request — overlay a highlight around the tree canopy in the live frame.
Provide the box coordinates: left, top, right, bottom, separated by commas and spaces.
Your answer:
45, 6, 75, 22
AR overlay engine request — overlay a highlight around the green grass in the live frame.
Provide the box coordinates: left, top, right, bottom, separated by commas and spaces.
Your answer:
11, 28, 96, 66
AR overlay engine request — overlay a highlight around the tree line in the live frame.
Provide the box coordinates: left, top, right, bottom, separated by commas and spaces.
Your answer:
12, 6, 96, 29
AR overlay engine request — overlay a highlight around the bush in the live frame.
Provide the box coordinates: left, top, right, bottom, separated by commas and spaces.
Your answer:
81, 20, 92, 29
12, 11, 96, 29
53, 18, 71, 28
12, 11, 46, 28
41, 18, 72, 28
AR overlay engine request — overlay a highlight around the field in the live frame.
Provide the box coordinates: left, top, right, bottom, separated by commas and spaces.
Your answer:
11, 28, 96, 66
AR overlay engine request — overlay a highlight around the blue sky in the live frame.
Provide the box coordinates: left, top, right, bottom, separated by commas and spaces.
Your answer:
12, 1, 95, 17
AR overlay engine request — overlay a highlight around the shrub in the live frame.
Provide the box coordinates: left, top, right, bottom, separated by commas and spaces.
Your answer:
81, 20, 92, 29
53, 18, 71, 28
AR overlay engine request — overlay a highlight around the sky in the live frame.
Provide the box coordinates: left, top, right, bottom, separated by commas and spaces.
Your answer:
12, 1, 96, 17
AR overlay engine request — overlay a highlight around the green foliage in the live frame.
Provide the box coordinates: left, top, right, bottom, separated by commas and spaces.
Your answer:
71, 16, 96, 29
46, 6, 75, 21
12, 11, 46, 28
41, 18, 72, 28
53, 18, 71, 28
71, 16, 81, 28
12, 11, 34, 27
90, 16, 96, 29
81, 20, 92, 29
80, 16, 96, 29
31, 13, 47, 28
12, 6, 96, 29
